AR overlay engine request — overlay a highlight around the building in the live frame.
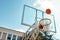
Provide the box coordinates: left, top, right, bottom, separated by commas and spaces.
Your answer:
0, 27, 25, 40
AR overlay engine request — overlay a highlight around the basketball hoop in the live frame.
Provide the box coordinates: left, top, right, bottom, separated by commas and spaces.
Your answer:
39, 18, 51, 26
38, 18, 56, 33
38, 18, 51, 31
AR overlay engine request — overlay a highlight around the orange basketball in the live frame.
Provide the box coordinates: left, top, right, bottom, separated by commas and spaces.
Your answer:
46, 9, 51, 14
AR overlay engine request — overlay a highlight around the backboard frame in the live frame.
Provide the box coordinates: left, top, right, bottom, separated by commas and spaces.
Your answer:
21, 4, 44, 27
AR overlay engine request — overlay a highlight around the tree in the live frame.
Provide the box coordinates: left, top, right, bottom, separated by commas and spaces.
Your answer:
36, 31, 54, 40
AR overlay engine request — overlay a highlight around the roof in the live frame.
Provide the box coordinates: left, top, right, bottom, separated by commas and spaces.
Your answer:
0, 27, 25, 36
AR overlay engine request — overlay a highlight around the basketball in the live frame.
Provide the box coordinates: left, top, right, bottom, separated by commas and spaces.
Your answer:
46, 9, 51, 14
39, 24, 44, 30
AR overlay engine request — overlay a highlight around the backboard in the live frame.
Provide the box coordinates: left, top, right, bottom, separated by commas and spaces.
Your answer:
21, 4, 44, 27
21, 4, 56, 33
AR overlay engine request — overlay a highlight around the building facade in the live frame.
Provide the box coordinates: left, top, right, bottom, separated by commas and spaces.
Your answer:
0, 27, 25, 40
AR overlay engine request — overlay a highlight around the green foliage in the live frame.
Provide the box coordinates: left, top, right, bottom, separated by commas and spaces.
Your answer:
36, 32, 54, 40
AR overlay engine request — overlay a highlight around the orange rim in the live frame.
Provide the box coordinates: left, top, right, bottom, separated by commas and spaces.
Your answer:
39, 18, 51, 26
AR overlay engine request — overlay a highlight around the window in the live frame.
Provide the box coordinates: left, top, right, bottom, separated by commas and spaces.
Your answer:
0, 32, 2, 38
7, 34, 12, 40
17, 36, 22, 40
12, 35, 16, 40
0, 32, 2, 40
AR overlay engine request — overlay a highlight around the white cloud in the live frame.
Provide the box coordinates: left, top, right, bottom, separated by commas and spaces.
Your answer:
33, 3, 37, 6
33, 0, 56, 13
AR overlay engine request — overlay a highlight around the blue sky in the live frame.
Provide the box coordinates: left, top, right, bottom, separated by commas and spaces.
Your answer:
0, 0, 35, 31
0, 0, 60, 40
0, 0, 38, 31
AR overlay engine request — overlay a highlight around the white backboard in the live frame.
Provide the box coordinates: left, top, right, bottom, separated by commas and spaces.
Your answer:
21, 5, 56, 33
